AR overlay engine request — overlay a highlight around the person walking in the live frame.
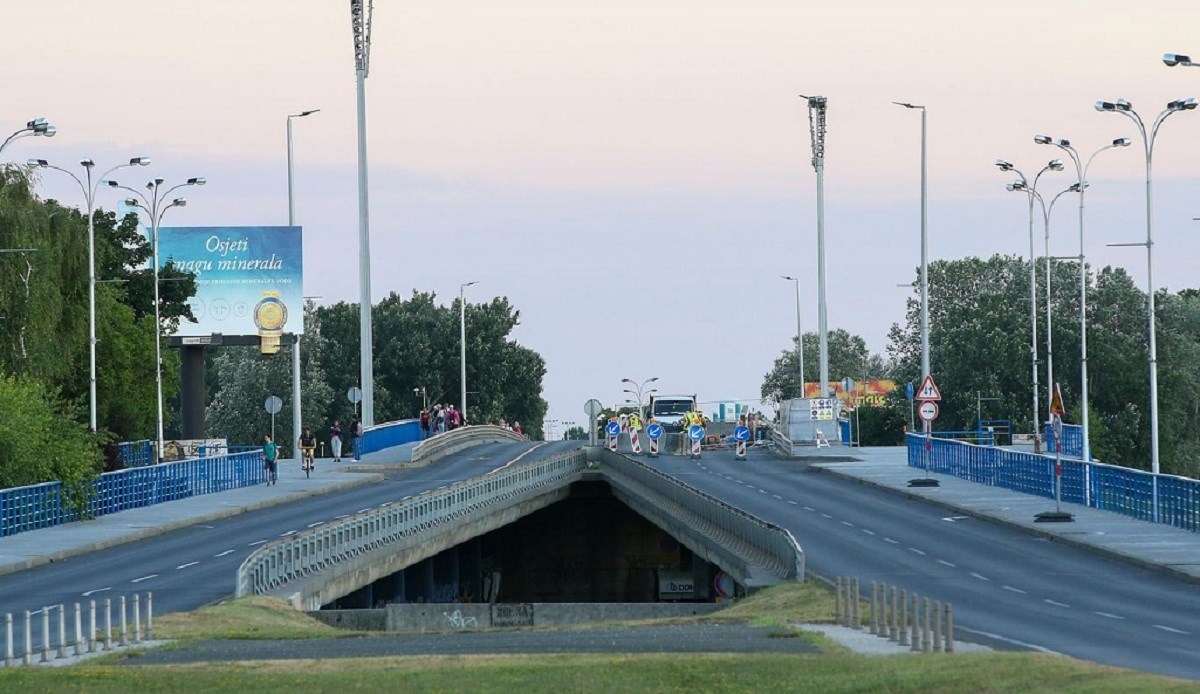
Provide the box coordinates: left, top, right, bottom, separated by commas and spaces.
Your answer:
330, 419, 344, 462
349, 416, 362, 460
435, 405, 447, 435
262, 434, 278, 485
420, 409, 431, 439
512, 421, 523, 436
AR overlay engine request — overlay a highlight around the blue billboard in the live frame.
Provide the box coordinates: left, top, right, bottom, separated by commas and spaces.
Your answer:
157, 226, 303, 337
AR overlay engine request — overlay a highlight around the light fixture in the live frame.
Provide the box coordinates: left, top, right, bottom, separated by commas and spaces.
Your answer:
1163, 53, 1192, 67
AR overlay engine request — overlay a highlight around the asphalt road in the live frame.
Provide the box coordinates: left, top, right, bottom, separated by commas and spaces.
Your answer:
0, 441, 576, 619
650, 447, 1200, 680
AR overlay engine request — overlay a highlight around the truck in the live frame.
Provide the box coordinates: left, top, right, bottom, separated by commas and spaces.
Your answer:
647, 394, 698, 430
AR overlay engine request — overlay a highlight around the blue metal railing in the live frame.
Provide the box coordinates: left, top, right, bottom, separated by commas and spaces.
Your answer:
908, 434, 1200, 533
357, 419, 421, 458
115, 440, 154, 468
0, 450, 265, 538
1043, 422, 1085, 459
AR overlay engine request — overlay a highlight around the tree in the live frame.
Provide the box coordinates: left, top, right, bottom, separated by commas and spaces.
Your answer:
564, 426, 587, 440
761, 329, 882, 404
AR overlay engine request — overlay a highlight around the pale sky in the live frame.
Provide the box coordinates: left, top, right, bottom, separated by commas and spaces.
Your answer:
5, 1, 1200, 430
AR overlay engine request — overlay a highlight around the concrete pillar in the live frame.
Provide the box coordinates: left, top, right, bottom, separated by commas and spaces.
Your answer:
922, 597, 932, 653
869, 582, 878, 635
179, 345, 206, 440
898, 589, 908, 646
910, 594, 921, 653
933, 600, 943, 653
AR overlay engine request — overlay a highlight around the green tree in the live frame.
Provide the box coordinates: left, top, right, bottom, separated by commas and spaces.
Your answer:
761, 329, 883, 404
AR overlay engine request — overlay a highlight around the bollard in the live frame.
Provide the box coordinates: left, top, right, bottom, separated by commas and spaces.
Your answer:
133, 595, 142, 644
910, 595, 921, 653
933, 600, 943, 652
41, 608, 50, 663
945, 603, 955, 653
835, 578, 845, 625
146, 593, 154, 641
878, 583, 889, 638
104, 599, 112, 651
56, 605, 67, 659
891, 585, 900, 641
119, 596, 128, 647
23, 611, 32, 666
74, 603, 84, 656
88, 600, 96, 654
898, 589, 909, 646
869, 582, 878, 634
851, 578, 861, 629
5, 613, 12, 667
922, 597, 932, 653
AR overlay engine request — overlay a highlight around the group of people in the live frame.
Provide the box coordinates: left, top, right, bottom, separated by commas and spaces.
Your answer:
419, 404, 465, 439
260, 416, 364, 485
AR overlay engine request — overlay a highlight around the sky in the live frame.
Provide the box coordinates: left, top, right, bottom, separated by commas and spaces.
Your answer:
4, 0, 1200, 433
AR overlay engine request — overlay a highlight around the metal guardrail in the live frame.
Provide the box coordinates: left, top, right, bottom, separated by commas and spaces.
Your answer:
908, 434, 1200, 532
601, 450, 805, 581
0, 450, 265, 538
409, 425, 529, 466
115, 440, 153, 468
235, 448, 586, 597
1043, 422, 1084, 458
3, 592, 154, 667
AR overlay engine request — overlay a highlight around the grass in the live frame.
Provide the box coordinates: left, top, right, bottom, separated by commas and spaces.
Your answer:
152, 596, 348, 640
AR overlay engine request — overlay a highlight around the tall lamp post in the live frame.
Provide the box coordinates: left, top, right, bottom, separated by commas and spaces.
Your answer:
1033, 135, 1131, 461
287, 108, 318, 461
1095, 96, 1196, 482
781, 276, 805, 397
995, 158, 1063, 446
351, 0, 376, 426
28, 156, 151, 432
107, 176, 206, 461
1, 118, 56, 156
460, 281, 477, 424
800, 95, 830, 397
621, 377, 659, 420
894, 102, 930, 382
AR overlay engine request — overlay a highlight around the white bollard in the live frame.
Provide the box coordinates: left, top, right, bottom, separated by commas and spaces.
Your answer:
75, 603, 84, 656
851, 578, 861, 629
933, 600, 943, 652
945, 603, 955, 653
57, 605, 67, 659
835, 578, 844, 625
119, 596, 128, 647
910, 595, 921, 653
23, 611, 32, 666
146, 593, 153, 641
922, 597, 932, 653
41, 608, 50, 662
88, 600, 96, 654
898, 589, 909, 646
869, 582, 878, 635
133, 595, 142, 644
104, 599, 112, 651
5, 613, 12, 667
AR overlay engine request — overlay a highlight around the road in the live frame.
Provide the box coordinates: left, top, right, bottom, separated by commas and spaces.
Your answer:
0, 441, 574, 619
650, 447, 1200, 680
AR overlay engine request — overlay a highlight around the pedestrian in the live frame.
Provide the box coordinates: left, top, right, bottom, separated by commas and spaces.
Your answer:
435, 405, 447, 435
330, 419, 344, 462
420, 409, 431, 439
449, 405, 461, 430
349, 416, 361, 459
512, 421, 523, 436
262, 434, 278, 485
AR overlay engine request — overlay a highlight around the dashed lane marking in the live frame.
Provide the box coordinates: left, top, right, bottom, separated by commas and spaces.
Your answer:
787, 500, 799, 506
970, 572, 990, 581
908, 548, 926, 556
821, 513, 833, 519
884, 538, 900, 545
1154, 625, 1189, 635
214, 550, 236, 558
249, 540, 268, 546
176, 561, 199, 570
280, 530, 297, 537
1095, 611, 1124, 620
937, 559, 955, 567
862, 529, 876, 536
131, 574, 157, 584
307, 522, 324, 528
82, 587, 110, 597
841, 521, 855, 527
1002, 585, 1026, 594
1044, 599, 1070, 608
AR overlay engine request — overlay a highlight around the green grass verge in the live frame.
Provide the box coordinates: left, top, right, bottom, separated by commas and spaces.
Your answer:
152, 596, 348, 640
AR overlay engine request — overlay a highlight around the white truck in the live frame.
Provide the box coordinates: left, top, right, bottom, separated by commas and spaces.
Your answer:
647, 394, 698, 430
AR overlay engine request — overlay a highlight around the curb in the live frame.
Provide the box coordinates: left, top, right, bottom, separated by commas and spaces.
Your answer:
0, 473, 383, 579
811, 464, 1200, 588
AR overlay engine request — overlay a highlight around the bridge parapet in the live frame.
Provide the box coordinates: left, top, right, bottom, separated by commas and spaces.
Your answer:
410, 425, 529, 466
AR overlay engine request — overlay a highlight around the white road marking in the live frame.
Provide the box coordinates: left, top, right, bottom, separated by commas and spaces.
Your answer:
357, 508, 371, 514
759, 489, 768, 494
884, 538, 900, 545
772, 494, 782, 500
1094, 611, 1124, 620
1044, 599, 1070, 608
937, 559, 955, 567
214, 550, 236, 558
941, 516, 968, 523
131, 574, 158, 584
82, 587, 110, 597
249, 540, 268, 546
841, 521, 855, 527
1154, 625, 1189, 635
861, 529, 876, 536
803, 506, 815, 512
198, 525, 215, 529
280, 530, 297, 537
486, 442, 549, 475
335, 514, 349, 519
787, 500, 799, 506
176, 561, 199, 570
955, 626, 1058, 654
821, 513, 833, 519
970, 572, 989, 581
908, 548, 926, 556
1002, 585, 1026, 594
307, 522, 324, 528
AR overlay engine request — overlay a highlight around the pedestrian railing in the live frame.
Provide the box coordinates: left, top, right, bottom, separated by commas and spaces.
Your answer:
2, 593, 154, 667
410, 425, 529, 466
1043, 422, 1085, 459
236, 448, 587, 597
357, 419, 422, 458
908, 434, 1200, 532
0, 450, 265, 538
115, 440, 153, 468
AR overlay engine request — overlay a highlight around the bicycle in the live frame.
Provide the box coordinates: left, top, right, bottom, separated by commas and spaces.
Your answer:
301, 447, 315, 478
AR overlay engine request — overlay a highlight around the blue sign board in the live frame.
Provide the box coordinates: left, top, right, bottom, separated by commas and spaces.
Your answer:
646, 423, 664, 440
605, 421, 621, 437
905, 381, 915, 401
158, 226, 304, 337
734, 426, 751, 442
688, 424, 705, 441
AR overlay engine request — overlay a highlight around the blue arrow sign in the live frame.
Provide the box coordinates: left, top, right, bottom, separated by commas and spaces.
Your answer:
688, 424, 705, 441
605, 421, 621, 437
906, 381, 915, 401
646, 423, 664, 440
734, 426, 751, 442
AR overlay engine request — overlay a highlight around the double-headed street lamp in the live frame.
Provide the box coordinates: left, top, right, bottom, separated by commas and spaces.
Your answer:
106, 176, 206, 461
894, 102, 930, 384
780, 276, 805, 396
460, 281, 477, 424
621, 377, 659, 420
1032, 135, 1131, 461
28, 156, 151, 432
1, 118, 56, 156
995, 158, 1063, 445
1095, 96, 1196, 479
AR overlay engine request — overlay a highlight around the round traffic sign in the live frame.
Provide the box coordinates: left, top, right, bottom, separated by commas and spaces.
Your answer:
584, 398, 604, 419
264, 395, 283, 415
688, 424, 705, 441
347, 386, 363, 404
918, 401, 939, 422
734, 425, 751, 442
605, 421, 621, 437
646, 423, 664, 440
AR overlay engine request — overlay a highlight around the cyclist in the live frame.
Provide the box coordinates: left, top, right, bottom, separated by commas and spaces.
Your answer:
298, 427, 317, 477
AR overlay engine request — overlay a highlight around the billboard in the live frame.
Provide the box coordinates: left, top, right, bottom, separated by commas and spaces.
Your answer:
801, 379, 898, 407
157, 226, 303, 337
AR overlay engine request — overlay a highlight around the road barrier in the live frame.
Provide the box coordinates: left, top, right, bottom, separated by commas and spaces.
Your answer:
2, 592, 153, 667
114, 440, 153, 468
409, 425, 529, 466
0, 450, 264, 538
236, 448, 586, 599
908, 433, 1200, 532
839, 577, 954, 654
357, 419, 423, 458
1043, 422, 1084, 458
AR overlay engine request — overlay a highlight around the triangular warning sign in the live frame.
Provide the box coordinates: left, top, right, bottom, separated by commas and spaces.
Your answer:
1049, 383, 1065, 416
915, 374, 941, 401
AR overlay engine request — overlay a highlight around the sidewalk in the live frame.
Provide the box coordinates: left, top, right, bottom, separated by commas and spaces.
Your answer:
811, 448, 1200, 585
0, 460, 382, 578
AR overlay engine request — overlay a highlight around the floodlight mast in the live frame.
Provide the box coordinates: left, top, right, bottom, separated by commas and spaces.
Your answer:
351, 0, 376, 425
800, 94, 830, 398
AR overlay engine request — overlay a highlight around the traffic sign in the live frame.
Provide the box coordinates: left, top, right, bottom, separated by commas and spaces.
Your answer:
264, 395, 283, 414
584, 398, 604, 419
605, 421, 621, 437
915, 374, 941, 401
1049, 383, 1065, 416
734, 425, 751, 442
646, 423, 664, 440
905, 381, 915, 401
346, 386, 363, 404
688, 424, 705, 441
918, 401, 939, 422
841, 377, 855, 394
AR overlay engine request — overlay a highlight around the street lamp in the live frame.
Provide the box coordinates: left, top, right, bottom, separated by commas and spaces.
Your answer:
800, 94, 830, 397
106, 176, 206, 461
286, 109, 318, 462
1163, 53, 1196, 68
781, 275, 805, 397
1033, 134, 1131, 461
287, 109, 320, 226
351, 0, 376, 426
460, 281, 477, 424
412, 386, 428, 412
995, 158, 1063, 446
621, 377, 659, 420
1, 118, 56, 156
1096, 96, 1196, 480
28, 156, 151, 431
894, 102, 930, 383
